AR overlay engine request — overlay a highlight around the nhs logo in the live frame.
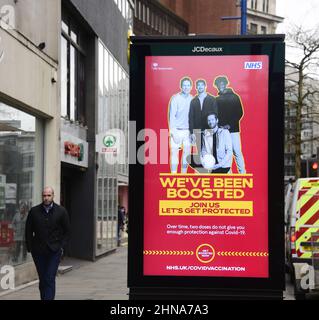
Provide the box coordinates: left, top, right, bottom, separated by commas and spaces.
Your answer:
244, 61, 263, 70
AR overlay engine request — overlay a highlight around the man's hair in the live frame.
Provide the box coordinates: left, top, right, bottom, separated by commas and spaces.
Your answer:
180, 77, 192, 87
207, 112, 218, 120
214, 76, 229, 87
43, 186, 54, 195
196, 79, 206, 87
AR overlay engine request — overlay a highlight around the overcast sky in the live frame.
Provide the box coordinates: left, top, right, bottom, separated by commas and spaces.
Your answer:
276, 0, 319, 33
275, 0, 319, 62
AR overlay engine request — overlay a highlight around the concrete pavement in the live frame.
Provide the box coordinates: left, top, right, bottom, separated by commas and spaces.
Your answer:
0, 245, 129, 300
0, 243, 298, 300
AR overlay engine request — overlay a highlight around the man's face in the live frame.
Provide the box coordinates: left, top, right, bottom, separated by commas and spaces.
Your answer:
207, 114, 218, 129
196, 81, 206, 94
181, 80, 191, 95
217, 80, 227, 93
42, 188, 54, 206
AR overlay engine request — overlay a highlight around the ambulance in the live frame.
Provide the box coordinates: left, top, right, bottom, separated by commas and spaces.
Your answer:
285, 178, 319, 299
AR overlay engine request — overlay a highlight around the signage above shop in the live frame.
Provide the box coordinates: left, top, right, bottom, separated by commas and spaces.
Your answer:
64, 141, 84, 161
96, 131, 121, 155
61, 132, 88, 168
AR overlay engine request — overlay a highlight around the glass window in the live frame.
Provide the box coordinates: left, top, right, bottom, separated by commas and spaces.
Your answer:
251, 0, 258, 10
70, 46, 77, 121
61, 36, 68, 117
71, 30, 77, 43
62, 21, 69, 33
99, 42, 104, 96
263, 0, 269, 12
0, 102, 43, 266
104, 50, 109, 93
96, 40, 129, 254
261, 26, 267, 34
61, 17, 86, 123
250, 23, 258, 34
134, 0, 138, 18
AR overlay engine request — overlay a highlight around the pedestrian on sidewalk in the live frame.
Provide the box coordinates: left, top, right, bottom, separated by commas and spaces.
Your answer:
25, 186, 70, 300
117, 206, 125, 246
12, 201, 29, 263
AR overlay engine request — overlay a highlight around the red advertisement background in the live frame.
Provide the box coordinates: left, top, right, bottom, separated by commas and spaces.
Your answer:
144, 55, 269, 278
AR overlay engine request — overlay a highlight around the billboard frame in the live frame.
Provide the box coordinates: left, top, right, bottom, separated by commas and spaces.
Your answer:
128, 35, 285, 299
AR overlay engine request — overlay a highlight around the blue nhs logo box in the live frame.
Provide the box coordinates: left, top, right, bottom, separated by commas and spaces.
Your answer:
244, 61, 263, 69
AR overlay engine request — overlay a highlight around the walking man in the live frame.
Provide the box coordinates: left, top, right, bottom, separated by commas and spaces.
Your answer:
25, 186, 70, 300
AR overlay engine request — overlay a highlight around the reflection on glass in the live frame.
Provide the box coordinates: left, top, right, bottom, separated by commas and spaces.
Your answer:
98, 42, 104, 96
104, 50, 109, 93
62, 21, 69, 34
0, 103, 36, 266
109, 55, 114, 89
70, 46, 76, 121
96, 40, 129, 254
71, 30, 78, 43
61, 36, 68, 117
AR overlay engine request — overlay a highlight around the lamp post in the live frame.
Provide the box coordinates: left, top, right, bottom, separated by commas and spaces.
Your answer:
221, 0, 247, 35
241, 0, 247, 35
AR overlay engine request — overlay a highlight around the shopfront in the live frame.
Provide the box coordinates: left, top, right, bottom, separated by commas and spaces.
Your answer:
0, 102, 43, 267
96, 40, 129, 255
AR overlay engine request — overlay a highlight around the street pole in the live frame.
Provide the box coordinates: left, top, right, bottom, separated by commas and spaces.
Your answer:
221, 0, 247, 35
241, 0, 247, 35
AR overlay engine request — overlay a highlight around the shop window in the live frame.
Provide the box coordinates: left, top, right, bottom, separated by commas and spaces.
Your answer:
96, 40, 129, 255
0, 102, 43, 266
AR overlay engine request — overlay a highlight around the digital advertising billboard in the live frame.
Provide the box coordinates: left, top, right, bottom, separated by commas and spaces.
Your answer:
128, 35, 285, 299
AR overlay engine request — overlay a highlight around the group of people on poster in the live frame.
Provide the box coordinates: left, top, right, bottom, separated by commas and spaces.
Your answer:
168, 76, 246, 174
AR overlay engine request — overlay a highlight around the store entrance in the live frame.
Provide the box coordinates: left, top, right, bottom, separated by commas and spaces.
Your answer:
60, 165, 77, 257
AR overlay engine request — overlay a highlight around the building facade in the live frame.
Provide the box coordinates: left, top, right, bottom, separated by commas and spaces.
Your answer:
158, 0, 283, 35
247, 0, 283, 34
0, 0, 131, 287
133, 0, 188, 36
0, 0, 60, 287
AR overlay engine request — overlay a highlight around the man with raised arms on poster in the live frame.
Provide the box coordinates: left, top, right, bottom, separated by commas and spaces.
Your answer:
168, 77, 193, 173
189, 79, 218, 157
214, 76, 246, 174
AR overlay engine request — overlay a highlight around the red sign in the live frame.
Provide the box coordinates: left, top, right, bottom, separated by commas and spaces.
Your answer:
64, 141, 83, 161
143, 55, 269, 278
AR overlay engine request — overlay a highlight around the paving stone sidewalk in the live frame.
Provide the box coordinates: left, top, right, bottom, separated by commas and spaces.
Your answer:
0, 245, 128, 300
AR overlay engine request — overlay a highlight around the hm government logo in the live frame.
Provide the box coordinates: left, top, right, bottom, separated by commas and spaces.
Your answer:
103, 135, 117, 148
244, 61, 263, 70
192, 46, 223, 53
151, 62, 173, 71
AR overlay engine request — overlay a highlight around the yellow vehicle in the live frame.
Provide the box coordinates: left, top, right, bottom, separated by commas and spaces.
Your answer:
285, 178, 319, 299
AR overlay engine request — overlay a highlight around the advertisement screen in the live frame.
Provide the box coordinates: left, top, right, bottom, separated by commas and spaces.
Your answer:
143, 55, 269, 278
